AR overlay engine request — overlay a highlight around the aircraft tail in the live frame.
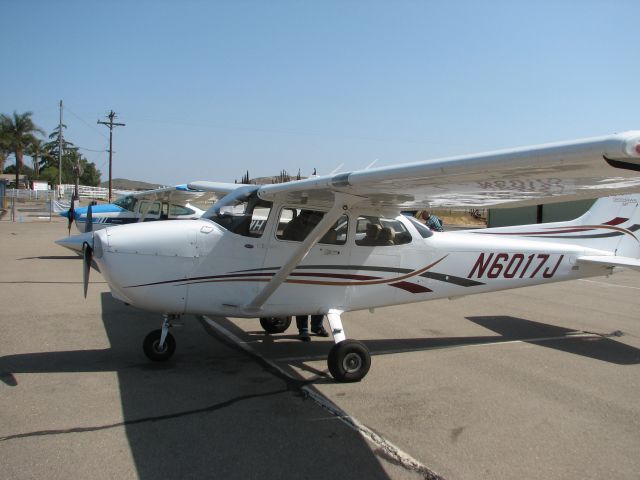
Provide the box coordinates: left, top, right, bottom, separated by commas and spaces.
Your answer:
482, 194, 640, 259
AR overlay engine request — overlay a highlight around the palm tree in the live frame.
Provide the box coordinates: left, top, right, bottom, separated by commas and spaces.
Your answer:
0, 111, 45, 188
26, 137, 49, 179
0, 136, 10, 174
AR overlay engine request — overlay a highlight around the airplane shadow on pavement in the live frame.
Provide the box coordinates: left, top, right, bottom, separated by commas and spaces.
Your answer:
465, 315, 640, 365
0, 294, 396, 480
208, 314, 640, 383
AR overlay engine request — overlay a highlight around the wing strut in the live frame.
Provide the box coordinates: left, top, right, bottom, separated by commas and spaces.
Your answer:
244, 192, 362, 312
138, 201, 151, 223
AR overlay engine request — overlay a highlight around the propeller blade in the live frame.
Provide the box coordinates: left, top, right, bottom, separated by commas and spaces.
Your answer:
82, 241, 93, 298
67, 198, 75, 235
85, 204, 93, 233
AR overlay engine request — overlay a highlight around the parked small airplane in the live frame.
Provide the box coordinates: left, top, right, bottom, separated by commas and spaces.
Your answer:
57, 131, 640, 382
60, 184, 213, 233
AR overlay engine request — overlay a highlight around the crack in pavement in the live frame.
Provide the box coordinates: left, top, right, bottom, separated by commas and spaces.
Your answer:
0, 388, 288, 442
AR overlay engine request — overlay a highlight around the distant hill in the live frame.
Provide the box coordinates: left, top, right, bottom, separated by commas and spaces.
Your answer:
100, 178, 166, 191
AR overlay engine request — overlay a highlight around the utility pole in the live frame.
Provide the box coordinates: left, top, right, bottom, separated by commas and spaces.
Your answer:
71, 148, 82, 201
58, 100, 63, 198
98, 110, 125, 202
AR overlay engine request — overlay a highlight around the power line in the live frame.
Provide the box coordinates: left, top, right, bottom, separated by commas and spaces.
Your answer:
65, 105, 109, 140
76, 146, 108, 153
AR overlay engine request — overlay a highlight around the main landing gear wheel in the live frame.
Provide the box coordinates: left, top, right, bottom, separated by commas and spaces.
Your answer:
259, 316, 292, 334
328, 340, 371, 382
143, 329, 176, 361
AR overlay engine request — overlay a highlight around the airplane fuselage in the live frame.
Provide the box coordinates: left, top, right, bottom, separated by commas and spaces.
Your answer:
92, 214, 610, 318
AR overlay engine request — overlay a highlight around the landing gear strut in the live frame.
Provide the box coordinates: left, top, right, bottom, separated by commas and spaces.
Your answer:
143, 314, 178, 361
326, 310, 370, 382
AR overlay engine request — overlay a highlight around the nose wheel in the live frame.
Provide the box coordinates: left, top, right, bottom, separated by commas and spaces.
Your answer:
143, 314, 178, 361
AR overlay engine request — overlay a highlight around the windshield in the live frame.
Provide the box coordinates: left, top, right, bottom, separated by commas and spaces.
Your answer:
113, 196, 137, 212
406, 216, 434, 238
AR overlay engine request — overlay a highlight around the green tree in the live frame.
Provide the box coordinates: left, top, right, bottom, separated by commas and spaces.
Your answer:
26, 137, 50, 179
3, 163, 35, 179
39, 166, 59, 187
0, 135, 10, 173
37, 125, 101, 187
78, 158, 101, 186
40, 124, 72, 178
0, 111, 45, 188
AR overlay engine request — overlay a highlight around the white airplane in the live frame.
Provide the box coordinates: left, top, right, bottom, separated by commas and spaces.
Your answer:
57, 131, 640, 382
60, 184, 212, 233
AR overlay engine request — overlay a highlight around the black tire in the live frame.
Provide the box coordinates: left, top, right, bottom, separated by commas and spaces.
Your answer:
328, 340, 371, 382
259, 316, 292, 334
143, 329, 176, 361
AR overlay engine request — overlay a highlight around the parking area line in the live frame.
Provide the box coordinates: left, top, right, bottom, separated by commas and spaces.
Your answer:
276, 332, 600, 363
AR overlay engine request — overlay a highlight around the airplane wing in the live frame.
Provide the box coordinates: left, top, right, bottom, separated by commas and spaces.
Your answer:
186, 181, 243, 198
119, 182, 240, 210
256, 131, 640, 210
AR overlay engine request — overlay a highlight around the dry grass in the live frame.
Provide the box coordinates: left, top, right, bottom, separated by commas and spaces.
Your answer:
432, 209, 487, 226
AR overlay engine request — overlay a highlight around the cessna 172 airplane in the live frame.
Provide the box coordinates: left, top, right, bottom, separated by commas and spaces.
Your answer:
60, 184, 210, 233
57, 130, 640, 382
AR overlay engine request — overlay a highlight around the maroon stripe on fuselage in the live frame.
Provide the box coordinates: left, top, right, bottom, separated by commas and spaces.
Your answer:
389, 281, 432, 293
604, 217, 628, 226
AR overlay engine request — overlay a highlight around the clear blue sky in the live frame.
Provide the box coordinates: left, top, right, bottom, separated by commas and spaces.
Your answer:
2, 0, 639, 186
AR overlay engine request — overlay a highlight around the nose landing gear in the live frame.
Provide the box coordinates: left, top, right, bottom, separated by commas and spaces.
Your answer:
143, 314, 179, 361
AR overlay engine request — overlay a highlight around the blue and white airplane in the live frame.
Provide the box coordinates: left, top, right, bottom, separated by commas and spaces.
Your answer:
61, 184, 214, 233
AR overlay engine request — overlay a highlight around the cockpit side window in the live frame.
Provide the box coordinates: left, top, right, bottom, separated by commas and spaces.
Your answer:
209, 197, 272, 238
276, 208, 348, 245
138, 201, 160, 216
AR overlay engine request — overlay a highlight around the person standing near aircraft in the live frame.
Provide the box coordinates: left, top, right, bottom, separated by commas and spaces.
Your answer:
296, 315, 329, 341
418, 210, 443, 231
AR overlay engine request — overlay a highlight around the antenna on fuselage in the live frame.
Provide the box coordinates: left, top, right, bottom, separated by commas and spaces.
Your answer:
364, 159, 378, 170
328, 163, 344, 175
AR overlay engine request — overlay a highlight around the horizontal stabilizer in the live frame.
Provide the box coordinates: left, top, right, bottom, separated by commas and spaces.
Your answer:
577, 255, 640, 271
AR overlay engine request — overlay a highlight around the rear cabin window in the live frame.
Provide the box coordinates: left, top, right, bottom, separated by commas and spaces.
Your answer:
276, 208, 348, 245
355, 215, 412, 246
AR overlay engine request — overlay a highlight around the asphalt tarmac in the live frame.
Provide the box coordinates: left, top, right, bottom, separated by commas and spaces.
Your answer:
1, 221, 639, 479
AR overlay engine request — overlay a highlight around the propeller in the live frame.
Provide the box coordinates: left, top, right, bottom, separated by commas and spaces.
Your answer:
55, 230, 95, 297
85, 203, 93, 233
82, 204, 94, 297
82, 241, 93, 298
67, 198, 75, 235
